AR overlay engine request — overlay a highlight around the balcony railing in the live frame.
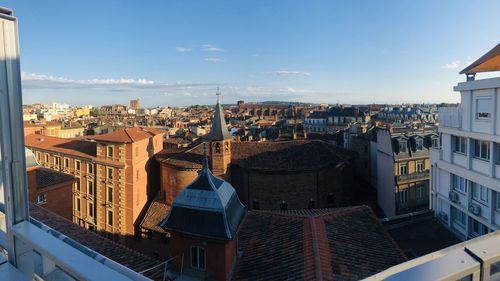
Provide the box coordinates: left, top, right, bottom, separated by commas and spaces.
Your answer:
364, 230, 500, 281
396, 170, 430, 182
438, 106, 461, 129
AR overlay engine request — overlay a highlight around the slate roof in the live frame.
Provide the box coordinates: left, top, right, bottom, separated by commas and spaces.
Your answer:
161, 140, 357, 171
234, 206, 406, 281
160, 156, 246, 240
29, 204, 164, 280
207, 96, 232, 141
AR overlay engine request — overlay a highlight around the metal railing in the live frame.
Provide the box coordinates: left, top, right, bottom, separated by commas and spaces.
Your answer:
439, 106, 462, 129
396, 170, 430, 182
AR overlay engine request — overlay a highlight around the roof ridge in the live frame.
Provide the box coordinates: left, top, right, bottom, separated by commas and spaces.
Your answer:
123, 128, 134, 142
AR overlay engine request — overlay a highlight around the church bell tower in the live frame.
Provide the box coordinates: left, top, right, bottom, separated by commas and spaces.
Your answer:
208, 92, 233, 178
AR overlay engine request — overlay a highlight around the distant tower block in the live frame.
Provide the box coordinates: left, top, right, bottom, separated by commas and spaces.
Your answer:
130, 99, 140, 110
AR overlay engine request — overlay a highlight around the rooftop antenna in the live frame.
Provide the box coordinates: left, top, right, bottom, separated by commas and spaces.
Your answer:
216, 87, 221, 102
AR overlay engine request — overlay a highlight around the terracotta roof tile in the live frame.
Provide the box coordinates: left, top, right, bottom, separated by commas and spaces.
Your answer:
140, 200, 170, 234
87, 127, 163, 143
35, 167, 75, 189
25, 134, 97, 158
29, 204, 164, 280
234, 206, 406, 281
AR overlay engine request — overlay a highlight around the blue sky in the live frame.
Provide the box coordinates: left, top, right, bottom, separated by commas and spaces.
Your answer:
4, 1, 500, 106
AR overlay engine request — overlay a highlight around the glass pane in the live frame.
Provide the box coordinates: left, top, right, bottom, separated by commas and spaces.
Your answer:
191, 247, 198, 268
491, 261, 500, 281
199, 248, 205, 269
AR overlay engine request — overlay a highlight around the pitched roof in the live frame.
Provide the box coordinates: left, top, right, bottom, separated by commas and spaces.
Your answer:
29, 204, 164, 280
234, 206, 406, 281
87, 127, 163, 143
207, 96, 232, 141
25, 134, 97, 159
35, 167, 75, 189
140, 200, 170, 234
160, 155, 246, 240
161, 140, 357, 171
460, 43, 500, 74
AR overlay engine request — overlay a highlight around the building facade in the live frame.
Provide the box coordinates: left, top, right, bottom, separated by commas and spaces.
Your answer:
431, 44, 500, 240
376, 127, 438, 217
25, 127, 164, 243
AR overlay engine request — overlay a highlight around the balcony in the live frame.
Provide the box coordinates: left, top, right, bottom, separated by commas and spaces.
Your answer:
438, 106, 461, 129
396, 170, 430, 183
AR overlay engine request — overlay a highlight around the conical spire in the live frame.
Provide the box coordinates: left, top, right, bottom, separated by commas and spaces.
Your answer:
208, 91, 233, 141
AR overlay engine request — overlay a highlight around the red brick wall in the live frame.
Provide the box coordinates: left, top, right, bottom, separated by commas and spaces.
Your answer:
160, 164, 199, 204
169, 231, 236, 281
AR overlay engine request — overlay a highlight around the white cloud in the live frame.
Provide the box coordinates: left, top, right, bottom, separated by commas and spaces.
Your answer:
442, 60, 461, 69
204, 57, 223, 63
202, 44, 225, 52
22, 72, 154, 85
269, 70, 312, 77
176, 47, 192, 52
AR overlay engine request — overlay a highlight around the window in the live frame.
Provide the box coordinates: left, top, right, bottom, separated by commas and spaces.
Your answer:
472, 182, 489, 203
87, 202, 94, 218
252, 200, 260, 210
399, 163, 408, 175
496, 143, 500, 164
75, 178, 81, 191
452, 174, 467, 193
497, 192, 500, 211
472, 219, 489, 236
416, 161, 424, 173
87, 180, 94, 196
476, 97, 492, 119
416, 138, 423, 150
279, 201, 288, 210
452, 207, 466, 226
215, 143, 221, 153
76, 197, 81, 212
327, 193, 335, 204
44, 153, 49, 163
107, 210, 113, 226
400, 189, 408, 204
107, 186, 113, 203
64, 157, 69, 168
491, 261, 500, 280
75, 160, 81, 171
431, 138, 439, 148
473, 139, 490, 160
417, 185, 424, 200
308, 199, 315, 209
36, 152, 41, 161
106, 167, 113, 180
191, 246, 206, 270
54, 156, 61, 168
399, 140, 407, 152
87, 163, 94, 174
107, 146, 113, 158
37, 194, 47, 205
454, 136, 467, 154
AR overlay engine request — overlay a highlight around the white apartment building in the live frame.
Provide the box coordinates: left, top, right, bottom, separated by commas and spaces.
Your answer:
431, 43, 500, 240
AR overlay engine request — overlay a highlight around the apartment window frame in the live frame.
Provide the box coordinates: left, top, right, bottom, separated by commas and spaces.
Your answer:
37, 193, 47, 205
452, 174, 467, 194
399, 163, 408, 175
107, 210, 113, 227
54, 156, 61, 169
471, 182, 489, 204
76, 197, 81, 212
191, 246, 206, 270
87, 201, 94, 218
416, 138, 424, 150
473, 139, 490, 161
471, 219, 489, 236
87, 163, 94, 175
454, 136, 467, 154
107, 145, 113, 158
416, 161, 424, 173
75, 177, 81, 192
44, 153, 49, 163
417, 185, 424, 201
63, 157, 69, 169
87, 180, 95, 197
106, 167, 113, 180
496, 192, 500, 212
399, 140, 407, 153
400, 189, 408, 204
106, 185, 113, 203
476, 97, 492, 120
75, 159, 81, 171
452, 207, 466, 227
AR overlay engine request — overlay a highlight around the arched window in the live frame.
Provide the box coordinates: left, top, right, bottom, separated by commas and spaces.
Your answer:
191, 246, 206, 270
215, 143, 221, 153
224, 142, 229, 152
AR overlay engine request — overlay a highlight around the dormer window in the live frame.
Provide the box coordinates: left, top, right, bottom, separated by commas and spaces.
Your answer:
399, 140, 407, 153
416, 139, 423, 150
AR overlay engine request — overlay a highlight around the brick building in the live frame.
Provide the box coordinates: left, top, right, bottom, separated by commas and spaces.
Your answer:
25, 127, 164, 243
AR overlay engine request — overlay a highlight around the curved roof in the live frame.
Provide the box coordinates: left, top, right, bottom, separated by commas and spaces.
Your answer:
207, 95, 232, 141
160, 155, 246, 240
